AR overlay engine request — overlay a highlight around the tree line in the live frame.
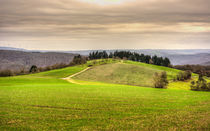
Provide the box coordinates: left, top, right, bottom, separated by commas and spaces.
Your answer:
89, 51, 171, 67
174, 65, 210, 77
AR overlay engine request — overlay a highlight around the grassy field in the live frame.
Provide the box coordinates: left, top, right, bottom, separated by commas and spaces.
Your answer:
74, 61, 181, 87
0, 59, 210, 130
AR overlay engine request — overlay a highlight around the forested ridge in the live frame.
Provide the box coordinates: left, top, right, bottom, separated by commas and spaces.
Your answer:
89, 51, 171, 67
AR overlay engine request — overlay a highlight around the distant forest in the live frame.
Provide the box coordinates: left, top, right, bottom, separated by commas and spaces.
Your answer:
174, 65, 210, 77
89, 51, 171, 67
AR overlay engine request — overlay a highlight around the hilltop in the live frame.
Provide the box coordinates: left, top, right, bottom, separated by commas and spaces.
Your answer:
74, 60, 180, 87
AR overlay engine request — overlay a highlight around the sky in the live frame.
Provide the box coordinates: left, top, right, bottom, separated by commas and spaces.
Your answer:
0, 0, 210, 51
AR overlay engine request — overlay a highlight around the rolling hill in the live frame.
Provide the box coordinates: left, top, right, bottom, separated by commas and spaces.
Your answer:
0, 50, 77, 71
1, 47, 210, 66
0, 59, 209, 130
67, 49, 210, 65
168, 53, 210, 65
74, 61, 180, 87
202, 61, 210, 65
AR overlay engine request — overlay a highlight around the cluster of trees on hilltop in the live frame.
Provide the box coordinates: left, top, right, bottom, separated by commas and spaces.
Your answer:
70, 55, 87, 65
89, 51, 109, 60
89, 51, 171, 67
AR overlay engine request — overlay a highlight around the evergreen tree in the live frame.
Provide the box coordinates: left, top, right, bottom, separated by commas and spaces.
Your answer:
30, 65, 38, 73
109, 52, 113, 58
88, 50, 171, 67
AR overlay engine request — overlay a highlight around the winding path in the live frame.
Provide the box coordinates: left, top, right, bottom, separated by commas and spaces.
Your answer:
62, 67, 91, 84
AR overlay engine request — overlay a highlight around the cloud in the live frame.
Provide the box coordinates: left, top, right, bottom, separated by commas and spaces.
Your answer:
0, 0, 210, 50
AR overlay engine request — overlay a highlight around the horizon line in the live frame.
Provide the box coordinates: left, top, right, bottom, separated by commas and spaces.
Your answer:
1, 46, 210, 52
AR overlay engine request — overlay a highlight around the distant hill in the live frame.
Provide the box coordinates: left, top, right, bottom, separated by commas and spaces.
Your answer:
0, 50, 77, 71
0, 47, 27, 51
1, 47, 210, 66
65, 49, 210, 56
202, 61, 210, 65
66, 49, 210, 65
168, 53, 210, 65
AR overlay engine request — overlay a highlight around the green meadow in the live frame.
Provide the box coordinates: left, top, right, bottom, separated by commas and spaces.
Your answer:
74, 61, 181, 87
0, 59, 210, 130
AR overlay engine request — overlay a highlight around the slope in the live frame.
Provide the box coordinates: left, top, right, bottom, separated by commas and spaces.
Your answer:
0, 59, 210, 130
73, 60, 181, 87
0, 50, 77, 71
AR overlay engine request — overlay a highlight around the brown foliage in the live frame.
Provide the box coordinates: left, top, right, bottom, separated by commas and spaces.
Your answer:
153, 72, 168, 88
174, 65, 210, 77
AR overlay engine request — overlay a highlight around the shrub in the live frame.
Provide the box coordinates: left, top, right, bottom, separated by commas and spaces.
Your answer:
176, 71, 192, 81
177, 72, 185, 81
191, 74, 210, 91
185, 70, 192, 79
29, 65, 38, 73
153, 72, 168, 88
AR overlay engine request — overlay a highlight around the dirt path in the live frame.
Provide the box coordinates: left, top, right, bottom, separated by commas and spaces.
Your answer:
62, 67, 91, 84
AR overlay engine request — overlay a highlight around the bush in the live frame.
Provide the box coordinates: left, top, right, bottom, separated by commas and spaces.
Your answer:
29, 65, 38, 73
153, 72, 168, 88
191, 74, 210, 91
185, 70, 192, 79
176, 71, 192, 81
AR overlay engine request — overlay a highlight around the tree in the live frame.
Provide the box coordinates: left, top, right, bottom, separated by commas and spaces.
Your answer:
176, 71, 192, 81
29, 65, 38, 73
198, 73, 205, 82
177, 72, 185, 81
152, 55, 158, 65
102, 51, 108, 58
185, 70, 192, 80
72, 55, 87, 65
191, 75, 210, 91
149, 59, 153, 64
88, 50, 171, 67
153, 72, 168, 88
191, 74, 210, 91
162, 58, 171, 67
109, 52, 113, 58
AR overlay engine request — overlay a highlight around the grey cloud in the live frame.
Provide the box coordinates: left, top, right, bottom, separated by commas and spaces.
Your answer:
1, 0, 210, 25
0, 0, 210, 50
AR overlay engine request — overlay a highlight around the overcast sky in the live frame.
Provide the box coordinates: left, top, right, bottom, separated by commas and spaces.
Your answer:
0, 0, 210, 50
